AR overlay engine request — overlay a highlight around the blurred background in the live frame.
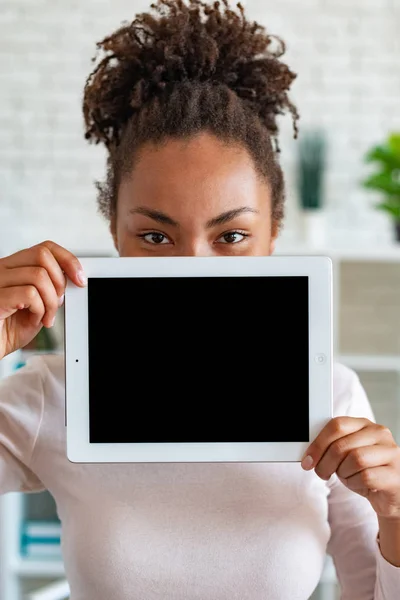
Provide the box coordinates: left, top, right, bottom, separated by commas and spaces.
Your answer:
0, 0, 400, 598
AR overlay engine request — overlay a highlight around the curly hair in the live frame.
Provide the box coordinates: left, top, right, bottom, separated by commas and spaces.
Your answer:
82, 0, 299, 226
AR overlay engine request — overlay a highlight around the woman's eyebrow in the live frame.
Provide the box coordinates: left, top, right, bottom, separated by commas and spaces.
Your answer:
129, 205, 259, 228
206, 207, 259, 228
129, 207, 178, 226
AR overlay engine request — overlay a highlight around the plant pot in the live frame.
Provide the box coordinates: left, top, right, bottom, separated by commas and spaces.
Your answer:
301, 209, 326, 248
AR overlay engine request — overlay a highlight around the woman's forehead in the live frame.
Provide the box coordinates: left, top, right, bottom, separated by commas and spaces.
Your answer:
118, 133, 270, 216
132, 133, 256, 176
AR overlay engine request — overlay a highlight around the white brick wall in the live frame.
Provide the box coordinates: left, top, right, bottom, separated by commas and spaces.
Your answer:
1, 0, 400, 256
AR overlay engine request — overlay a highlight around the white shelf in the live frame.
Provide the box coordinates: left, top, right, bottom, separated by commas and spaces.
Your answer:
275, 243, 400, 262
25, 578, 69, 600
337, 354, 400, 372
11, 558, 65, 577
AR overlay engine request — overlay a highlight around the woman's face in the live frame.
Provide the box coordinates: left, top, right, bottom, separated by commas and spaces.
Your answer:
113, 132, 277, 257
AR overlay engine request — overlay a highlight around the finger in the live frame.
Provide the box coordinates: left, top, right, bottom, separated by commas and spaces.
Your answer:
337, 444, 398, 480
1, 241, 86, 289
301, 416, 372, 472
314, 425, 396, 481
0, 266, 60, 328
341, 465, 400, 495
0, 286, 45, 326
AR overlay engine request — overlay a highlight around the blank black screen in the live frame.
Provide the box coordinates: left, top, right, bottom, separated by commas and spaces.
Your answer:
88, 276, 309, 443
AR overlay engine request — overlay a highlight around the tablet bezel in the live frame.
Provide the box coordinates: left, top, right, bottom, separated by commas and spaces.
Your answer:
64, 255, 332, 463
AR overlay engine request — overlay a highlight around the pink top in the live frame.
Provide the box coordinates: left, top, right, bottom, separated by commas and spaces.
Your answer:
0, 354, 399, 599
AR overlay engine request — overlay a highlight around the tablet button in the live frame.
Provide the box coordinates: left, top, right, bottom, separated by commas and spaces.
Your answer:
315, 353, 327, 365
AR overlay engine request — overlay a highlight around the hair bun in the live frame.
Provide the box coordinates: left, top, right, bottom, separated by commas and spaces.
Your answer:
83, 0, 298, 149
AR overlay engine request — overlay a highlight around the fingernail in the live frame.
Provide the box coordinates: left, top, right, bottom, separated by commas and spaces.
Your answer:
77, 270, 87, 286
58, 295, 64, 306
301, 455, 314, 470
49, 316, 55, 328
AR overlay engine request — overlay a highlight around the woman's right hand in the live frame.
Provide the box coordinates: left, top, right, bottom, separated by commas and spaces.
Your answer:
0, 241, 87, 360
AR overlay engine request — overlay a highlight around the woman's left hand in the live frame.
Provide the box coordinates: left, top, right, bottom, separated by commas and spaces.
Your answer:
301, 416, 400, 519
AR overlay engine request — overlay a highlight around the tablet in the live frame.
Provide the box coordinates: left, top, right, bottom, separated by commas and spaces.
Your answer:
64, 256, 332, 463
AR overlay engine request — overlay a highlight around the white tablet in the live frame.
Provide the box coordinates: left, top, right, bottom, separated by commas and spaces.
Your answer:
64, 256, 332, 463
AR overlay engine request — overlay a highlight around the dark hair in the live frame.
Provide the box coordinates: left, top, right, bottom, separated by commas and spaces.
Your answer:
83, 0, 299, 227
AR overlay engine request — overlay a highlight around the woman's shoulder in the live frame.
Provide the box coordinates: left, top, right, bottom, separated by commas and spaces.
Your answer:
333, 361, 357, 396
0, 352, 65, 403
19, 352, 64, 379
35, 352, 65, 382
26, 353, 65, 404
332, 361, 374, 420
0, 353, 65, 480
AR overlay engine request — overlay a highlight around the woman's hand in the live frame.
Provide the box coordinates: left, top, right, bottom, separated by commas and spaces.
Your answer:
0, 241, 86, 360
301, 416, 400, 519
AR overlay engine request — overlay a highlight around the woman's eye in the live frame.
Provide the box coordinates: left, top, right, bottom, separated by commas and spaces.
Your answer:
217, 231, 247, 244
140, 232, 170, 245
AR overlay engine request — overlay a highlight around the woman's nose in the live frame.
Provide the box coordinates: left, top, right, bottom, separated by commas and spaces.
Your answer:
175, 239, 214, 257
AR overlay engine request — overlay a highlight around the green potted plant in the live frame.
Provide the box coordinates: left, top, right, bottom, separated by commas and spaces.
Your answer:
362, 133, 400, 241
296, 129, 327, 247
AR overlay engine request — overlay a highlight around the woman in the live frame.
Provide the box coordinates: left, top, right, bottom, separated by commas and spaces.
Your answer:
0, 1, 399, 598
